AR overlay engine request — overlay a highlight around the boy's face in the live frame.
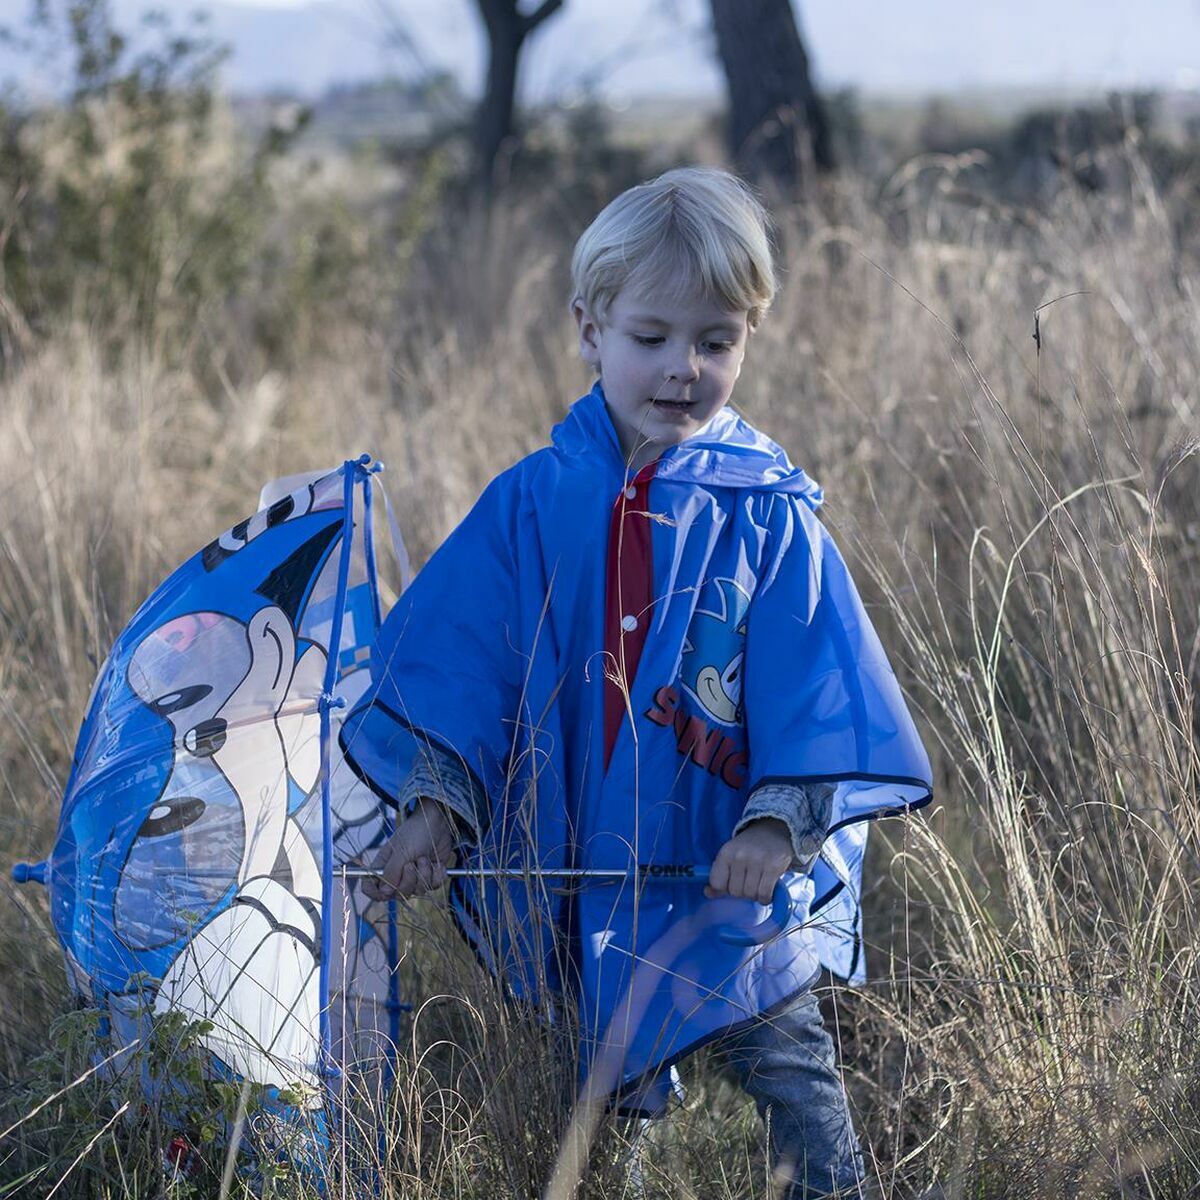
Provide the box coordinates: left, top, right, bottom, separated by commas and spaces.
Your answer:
574, 285, 750, 468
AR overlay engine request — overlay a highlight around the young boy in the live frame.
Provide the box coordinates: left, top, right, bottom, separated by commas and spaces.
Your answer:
341, 167, 932, 1198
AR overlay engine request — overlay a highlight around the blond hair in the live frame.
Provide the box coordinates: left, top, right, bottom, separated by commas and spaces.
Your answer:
570, 166, 777, 330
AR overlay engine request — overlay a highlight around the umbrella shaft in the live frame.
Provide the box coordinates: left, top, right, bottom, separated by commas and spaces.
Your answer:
150, 865, 712, 881
339, 866, 710, 882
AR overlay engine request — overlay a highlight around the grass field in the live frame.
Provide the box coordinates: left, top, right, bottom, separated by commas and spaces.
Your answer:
1, 110, 1199, 1197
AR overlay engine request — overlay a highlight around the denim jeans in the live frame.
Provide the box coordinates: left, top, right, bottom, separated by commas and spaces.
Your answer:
718, 988, 868, 1200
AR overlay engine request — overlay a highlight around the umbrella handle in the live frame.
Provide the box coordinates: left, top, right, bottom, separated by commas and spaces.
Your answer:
698, 875, 794, 946
631, 866, 795, 946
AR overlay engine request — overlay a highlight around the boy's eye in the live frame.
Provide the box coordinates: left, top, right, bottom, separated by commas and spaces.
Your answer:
632, 335, 664, 347
705, 342, 733, 354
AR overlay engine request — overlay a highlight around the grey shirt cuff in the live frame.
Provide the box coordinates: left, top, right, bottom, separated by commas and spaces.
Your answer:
398, 741, 489, 844
734, 781, 835, 872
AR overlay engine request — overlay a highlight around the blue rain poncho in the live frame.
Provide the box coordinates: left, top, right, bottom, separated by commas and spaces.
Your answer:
342, 382, 931, 1108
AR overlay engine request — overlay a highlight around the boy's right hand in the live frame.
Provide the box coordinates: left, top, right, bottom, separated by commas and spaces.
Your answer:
363, 797, 458, 901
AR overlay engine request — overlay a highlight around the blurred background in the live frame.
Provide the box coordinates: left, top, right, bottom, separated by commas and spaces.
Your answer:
0, 0, 1196, 374
6, 1, 1200, 191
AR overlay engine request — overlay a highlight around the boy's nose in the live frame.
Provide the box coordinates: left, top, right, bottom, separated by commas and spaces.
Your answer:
665, 352, 700, 384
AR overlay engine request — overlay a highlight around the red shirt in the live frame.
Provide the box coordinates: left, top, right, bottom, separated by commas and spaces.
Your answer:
603, 460, 659, 770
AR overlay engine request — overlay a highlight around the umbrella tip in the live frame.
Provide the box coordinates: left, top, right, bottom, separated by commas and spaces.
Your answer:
12, 860, 47, 886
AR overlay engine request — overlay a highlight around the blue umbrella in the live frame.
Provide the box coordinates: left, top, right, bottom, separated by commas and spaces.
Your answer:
13, 454, 406, 1178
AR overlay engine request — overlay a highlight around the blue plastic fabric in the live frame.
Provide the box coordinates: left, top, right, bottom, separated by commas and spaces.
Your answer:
341, 383, 932, 1110
41, 457, 400, 1167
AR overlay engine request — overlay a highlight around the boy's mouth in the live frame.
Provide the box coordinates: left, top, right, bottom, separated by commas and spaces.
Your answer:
650, 398, 694, 412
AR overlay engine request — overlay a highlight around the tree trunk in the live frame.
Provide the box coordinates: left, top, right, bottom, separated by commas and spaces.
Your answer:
710, 0, 834, 191
473, 0, 565, 189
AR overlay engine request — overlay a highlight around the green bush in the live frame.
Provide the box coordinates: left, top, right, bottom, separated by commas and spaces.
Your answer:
0, 1, 292, 368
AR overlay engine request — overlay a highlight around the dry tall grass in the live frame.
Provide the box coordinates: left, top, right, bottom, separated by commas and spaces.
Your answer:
1, 137, 1198, 1197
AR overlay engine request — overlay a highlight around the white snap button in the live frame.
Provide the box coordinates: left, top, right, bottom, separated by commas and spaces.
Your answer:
621, 614, 638, 632
624, 486, 637, 500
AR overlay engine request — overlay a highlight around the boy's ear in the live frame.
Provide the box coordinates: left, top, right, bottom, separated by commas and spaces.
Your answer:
572, 298, 602, 371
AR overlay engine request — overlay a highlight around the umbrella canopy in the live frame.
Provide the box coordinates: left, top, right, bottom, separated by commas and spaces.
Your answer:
15, 454, 405, 1168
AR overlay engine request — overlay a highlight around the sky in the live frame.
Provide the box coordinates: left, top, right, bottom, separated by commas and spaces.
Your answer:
5, 0, 1200, 101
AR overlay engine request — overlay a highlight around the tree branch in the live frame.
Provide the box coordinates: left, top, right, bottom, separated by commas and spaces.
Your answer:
520, 0, 564, 36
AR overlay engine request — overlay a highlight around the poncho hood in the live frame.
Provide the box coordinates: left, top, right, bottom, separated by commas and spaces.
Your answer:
552, 381, 825, 505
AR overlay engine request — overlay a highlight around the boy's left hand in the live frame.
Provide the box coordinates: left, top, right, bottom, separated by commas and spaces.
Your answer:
705, 818, 793, 905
